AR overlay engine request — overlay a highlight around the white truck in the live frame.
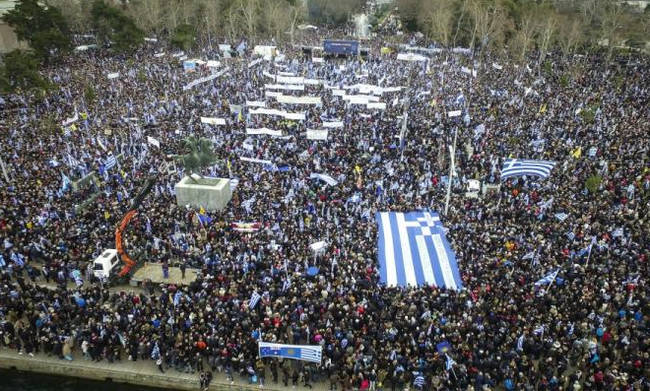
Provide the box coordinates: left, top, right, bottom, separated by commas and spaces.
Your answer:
92, 249, 120, 279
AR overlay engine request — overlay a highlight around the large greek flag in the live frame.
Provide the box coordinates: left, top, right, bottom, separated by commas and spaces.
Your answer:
258, 341, 322, 363
501, 159, 556, 180
376, 211, 462, 289
105, 155, 117, 171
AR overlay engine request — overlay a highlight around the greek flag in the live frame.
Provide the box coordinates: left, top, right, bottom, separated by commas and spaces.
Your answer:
105, 155, 117, 171
258, 341, 322, 364
282, 278, 291, 292
445, 354, 456, 371
249, 291, 261, 309
501, 159, 556, 180
376, 211, 462, 289
534, 269, 559, 286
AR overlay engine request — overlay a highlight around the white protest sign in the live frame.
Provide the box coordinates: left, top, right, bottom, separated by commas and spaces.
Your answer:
107, 72, 120, 80
306, 129, 328, 141
147, 136, 160, 148
200, 117, 226, 125
448, 110, 462, 117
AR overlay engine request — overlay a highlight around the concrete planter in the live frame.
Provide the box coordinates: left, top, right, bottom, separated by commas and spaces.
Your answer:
175, 175, 232, 211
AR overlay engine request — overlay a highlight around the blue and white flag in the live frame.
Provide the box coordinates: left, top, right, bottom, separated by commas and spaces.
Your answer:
61, 173, 72, 193
105, 155, 117, 171
249, 291, 261, 309
282, 278, 291, 292
258, 341, 322, 364
534, 269, 559, 286
445, 354, 456, 371
10, 252, 25, 267
376, 211, 462, 289
501, 159, 556, 180
0, 254, 6, 268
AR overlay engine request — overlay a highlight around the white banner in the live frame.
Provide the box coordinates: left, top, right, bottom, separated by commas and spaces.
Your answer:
218, 44, 231, 53
306, 129, 328, 141
153, 52, 165, 58
448, 110, 462, 117
172, 51, 185, 57
303, 78, 322, 85
144, 37, 158, 42
107, 72, 120, 79
265, 84, 305, 91
343, 94, 381, 103
346, 84, 403, 95
183, 67, 229, 91
397, 53, 428, 62
262, 71, 276, 80
276, 75, 304, 84
246, 128, 283, 137
200, 117, 226, 125
366, 102, 387, 110
246, 101, 266, 108
276, 95, 322, 105
147, 136, 160, 148
240, 156, 273, 165
332, 89, 346, 96
207, 60, 220, 68
264, 91, 282, 98
249, 108, 305, 121
492, 63, 503, 70
312, 57, 324, 63
322, 121, 343, 128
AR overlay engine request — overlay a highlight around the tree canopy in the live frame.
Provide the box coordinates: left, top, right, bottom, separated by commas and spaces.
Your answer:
0, 50, 51, 94
1, 0, 71, 63
91, 0, 144, 52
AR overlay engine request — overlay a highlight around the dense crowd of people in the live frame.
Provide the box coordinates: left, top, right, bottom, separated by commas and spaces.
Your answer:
0, 32, 648, 391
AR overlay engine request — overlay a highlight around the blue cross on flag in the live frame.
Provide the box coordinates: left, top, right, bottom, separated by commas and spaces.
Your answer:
376, 211, 462, 289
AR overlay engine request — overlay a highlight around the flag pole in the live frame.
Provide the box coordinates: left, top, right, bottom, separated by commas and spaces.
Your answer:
585, 237, 595, 267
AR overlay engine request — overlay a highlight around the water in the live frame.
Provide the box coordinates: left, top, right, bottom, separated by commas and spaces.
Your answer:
0, 369, 167, 391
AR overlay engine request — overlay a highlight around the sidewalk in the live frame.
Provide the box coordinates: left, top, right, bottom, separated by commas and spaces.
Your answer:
0, 349, 328, 391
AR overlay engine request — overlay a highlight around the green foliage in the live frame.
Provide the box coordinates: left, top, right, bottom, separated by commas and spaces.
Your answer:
559, 74, 569, 88
543, 60, 553, 76
91, 0, 144, 52
0, 50, 51, 93
179, 136, 218, 178
171, 24, 196, 51
585, 175, 602, 194
2, 0, 71, 62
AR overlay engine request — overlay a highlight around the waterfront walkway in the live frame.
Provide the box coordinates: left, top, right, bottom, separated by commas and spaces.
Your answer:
0, 349, 327, 391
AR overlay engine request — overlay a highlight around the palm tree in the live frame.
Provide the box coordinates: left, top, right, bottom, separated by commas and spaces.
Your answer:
179, 136, 217, 182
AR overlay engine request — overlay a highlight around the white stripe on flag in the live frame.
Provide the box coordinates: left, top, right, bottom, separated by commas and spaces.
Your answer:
380, 212, 397, 286
432, 234, 457, 290
416, 235, 436, 286
395, 213, 417, 286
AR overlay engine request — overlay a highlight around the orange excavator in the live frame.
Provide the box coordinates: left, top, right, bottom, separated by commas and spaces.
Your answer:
115, 176, 157, 277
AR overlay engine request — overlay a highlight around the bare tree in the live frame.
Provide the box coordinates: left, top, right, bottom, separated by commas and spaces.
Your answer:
468, 0, 509, 53
598, 2, 626, 61
535, 5, 559, 64
239, 0, 261, 42
557, 15, 583, 58
510, 6, 537, 63
419, 0, 454, 47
